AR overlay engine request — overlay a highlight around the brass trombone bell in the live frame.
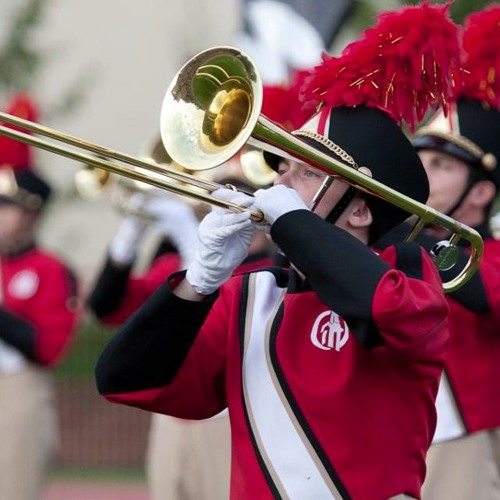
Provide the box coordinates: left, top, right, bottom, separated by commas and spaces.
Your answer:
160, 47, 262, 171
75, 163, 161, 221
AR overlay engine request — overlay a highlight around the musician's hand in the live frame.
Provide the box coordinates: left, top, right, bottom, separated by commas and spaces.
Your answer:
186, 188, 255, 295
143, 194, 200, 266
108, 193, 148, 265
252, 185, 308, 227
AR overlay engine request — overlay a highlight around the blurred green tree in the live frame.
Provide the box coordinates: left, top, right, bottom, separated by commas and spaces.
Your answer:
403, 0, 495, 23
0, 0, 47, 96
0, 0, 93, 117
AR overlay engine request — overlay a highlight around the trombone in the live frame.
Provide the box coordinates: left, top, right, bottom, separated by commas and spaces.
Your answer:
0, 46, 483, 292
0, 112, 262, 219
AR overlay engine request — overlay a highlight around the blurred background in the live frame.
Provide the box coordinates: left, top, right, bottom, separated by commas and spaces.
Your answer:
0, 0, 494, 498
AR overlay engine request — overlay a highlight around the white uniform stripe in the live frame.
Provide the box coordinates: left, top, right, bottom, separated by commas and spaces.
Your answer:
432, 372, 466, 443
242, 272, 337, 499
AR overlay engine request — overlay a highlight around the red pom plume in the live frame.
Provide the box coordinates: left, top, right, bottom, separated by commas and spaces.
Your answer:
0, 93, 39, 170
300, 1, 460, 131
262, 85, 294, 130
460, 4, 500, 109
262, 70, 317, 131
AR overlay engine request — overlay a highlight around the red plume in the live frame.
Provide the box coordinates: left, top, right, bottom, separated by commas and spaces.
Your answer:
0, 93, 39, 170
262, 85, 294, 130
459, 4, 500, 109
262, 69, 317, 131
300, 1, 460, 132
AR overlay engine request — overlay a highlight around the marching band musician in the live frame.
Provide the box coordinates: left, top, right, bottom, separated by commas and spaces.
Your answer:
408, 6, 500, 499
95, 3, 459, 498
0, 94, 80, 500
87, 148, 275, 500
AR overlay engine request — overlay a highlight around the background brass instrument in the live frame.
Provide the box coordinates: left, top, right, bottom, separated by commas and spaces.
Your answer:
75, 163, 159, 221
74, 133, 217, 220
0, 46, 483, 292
239, 146, 276, 187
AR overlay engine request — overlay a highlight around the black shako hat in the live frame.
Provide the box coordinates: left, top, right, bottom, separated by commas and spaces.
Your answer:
414, 99, 500, 187
414, 5, 500, 189
264, 1, 460, 243
288, 106, 430, 244
0, 167, 52, 211
0, 93, 52, 211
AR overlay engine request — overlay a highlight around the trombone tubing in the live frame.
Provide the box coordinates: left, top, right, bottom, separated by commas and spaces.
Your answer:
0, 112, 220, 191
0, 112, 253, 216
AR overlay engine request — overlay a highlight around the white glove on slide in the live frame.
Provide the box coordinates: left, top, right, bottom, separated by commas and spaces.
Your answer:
108, 194, 148, 265
143, 194, 200, 267
253, 185, 309, 226
186, 188, 255, 295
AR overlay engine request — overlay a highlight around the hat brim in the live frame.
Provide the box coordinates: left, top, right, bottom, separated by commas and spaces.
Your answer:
413, 134, 480, 166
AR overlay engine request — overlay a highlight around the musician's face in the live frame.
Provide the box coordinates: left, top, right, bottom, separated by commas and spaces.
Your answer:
418, 150, 471, 214
274, 159, 349, 219
0, 203, 36, 255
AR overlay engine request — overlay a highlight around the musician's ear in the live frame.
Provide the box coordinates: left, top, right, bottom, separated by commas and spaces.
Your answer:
345, 196, 372, 230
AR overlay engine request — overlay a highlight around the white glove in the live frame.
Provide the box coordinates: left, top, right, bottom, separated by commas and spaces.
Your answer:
108, 193, 148, 265
186, 188, 255, 295
142, 194, 199, 267
253, 185, 308, 227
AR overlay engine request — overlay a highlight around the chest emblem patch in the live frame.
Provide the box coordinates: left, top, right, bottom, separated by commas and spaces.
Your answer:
310, 310, 349, 351
8, 270, 40, 300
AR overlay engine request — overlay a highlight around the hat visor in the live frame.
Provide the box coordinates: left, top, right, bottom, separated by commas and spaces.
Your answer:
413, 134, 479, 166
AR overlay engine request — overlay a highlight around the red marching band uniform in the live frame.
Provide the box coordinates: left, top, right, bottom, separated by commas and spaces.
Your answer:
0, 94, 79, 368
95, 3, 462, 499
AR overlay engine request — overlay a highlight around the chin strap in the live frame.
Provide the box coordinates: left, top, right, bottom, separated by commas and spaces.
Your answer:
325, 186, 358, 225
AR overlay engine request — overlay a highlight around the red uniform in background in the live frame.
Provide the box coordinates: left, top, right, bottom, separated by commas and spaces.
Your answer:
0, 93, 80, 500
0, 247, 78, 367
409, 7, 500, 498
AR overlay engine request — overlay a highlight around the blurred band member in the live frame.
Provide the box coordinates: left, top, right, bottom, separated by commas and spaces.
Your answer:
410, 7, 500, 500
0, 94, 80, 500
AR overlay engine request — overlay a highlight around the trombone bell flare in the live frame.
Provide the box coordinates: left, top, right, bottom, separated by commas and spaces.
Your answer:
160, 47, 263, 171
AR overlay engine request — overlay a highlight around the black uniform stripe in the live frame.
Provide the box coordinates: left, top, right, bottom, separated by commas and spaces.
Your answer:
95, 278, 215, 395
0, 308, 37, 361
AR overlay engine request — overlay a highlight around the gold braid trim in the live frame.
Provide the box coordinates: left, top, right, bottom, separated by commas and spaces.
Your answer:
415, 127, 497, 170
292, 129, 358, 169
415, 127, 484, 159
